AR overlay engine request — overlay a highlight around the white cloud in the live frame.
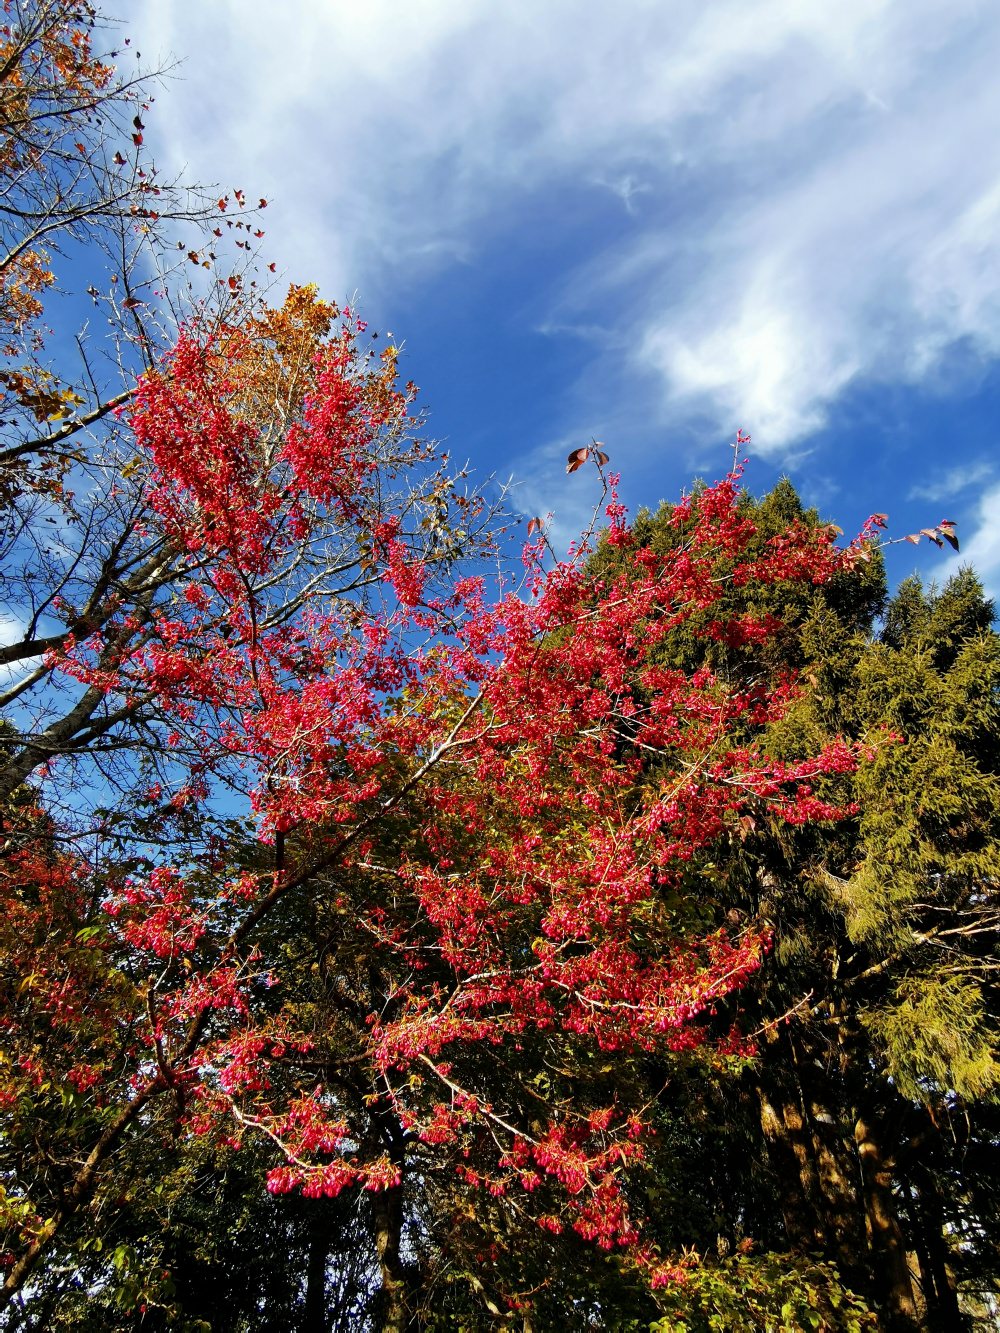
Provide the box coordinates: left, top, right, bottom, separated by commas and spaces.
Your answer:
939, 482, 1000, 600
128, 0, 1000, 457
908, 460, 997, 504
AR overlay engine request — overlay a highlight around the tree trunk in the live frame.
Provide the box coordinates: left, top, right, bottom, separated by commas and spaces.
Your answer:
904, 1165, 962, 1330
758, 1084, 829, 1249
369, 1087, 412, 1333
801, 1078, 868, 1272
757, 1029, 873, 1303
854, 1114, 920, 1330
302, 1207, 328, 1333
372, 1173, 408, 1333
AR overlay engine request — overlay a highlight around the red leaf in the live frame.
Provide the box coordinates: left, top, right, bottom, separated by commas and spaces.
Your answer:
937, 522, 958, 552
527, 517, 543, 536
566, 447, 590, 474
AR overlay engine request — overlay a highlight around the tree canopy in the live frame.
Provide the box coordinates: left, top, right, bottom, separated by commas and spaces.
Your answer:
0, 5, 997, 1332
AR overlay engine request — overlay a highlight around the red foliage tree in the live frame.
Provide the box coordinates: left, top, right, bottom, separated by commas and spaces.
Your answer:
0, 305, 883, 1317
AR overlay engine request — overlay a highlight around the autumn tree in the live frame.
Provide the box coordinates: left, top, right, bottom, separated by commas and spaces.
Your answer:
0, 329, 886, 1333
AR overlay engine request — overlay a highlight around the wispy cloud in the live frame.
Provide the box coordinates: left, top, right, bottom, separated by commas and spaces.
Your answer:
131, 0, 1000, 465
908, 460, 997, 504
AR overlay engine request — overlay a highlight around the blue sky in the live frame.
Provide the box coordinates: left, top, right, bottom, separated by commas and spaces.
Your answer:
128, 0, 1000, 597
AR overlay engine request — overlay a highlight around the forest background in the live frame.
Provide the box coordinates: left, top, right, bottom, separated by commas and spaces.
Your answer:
0, 3, 998, 1331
